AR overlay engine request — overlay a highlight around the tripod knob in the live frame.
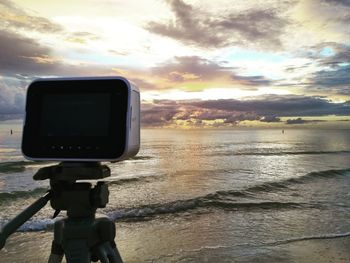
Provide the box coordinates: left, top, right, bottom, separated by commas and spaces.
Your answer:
91, 182, 109, 208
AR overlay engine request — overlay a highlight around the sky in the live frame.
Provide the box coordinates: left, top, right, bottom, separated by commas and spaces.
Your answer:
0, 0, 350, 128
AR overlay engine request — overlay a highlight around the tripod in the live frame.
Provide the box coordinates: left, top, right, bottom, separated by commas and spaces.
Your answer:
0, 162, 123, 263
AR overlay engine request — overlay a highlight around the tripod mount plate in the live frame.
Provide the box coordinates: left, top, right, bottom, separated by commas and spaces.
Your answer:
33, 162, 111, 181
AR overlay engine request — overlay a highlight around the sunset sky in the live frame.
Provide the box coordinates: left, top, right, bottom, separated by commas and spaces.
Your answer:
0, 0, 349, 127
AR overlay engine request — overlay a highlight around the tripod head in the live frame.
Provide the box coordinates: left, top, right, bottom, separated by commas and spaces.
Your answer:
34, 162, 111, 218
0, 162, 123, 262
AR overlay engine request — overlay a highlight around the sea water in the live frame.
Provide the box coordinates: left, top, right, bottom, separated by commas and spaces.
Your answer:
0, 125, 350, 262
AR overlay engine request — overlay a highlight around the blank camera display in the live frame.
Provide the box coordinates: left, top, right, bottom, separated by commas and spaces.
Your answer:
40, 93, 111, 137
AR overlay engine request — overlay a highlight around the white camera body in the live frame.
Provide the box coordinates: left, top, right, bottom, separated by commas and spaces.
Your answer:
21, 76, 140, 162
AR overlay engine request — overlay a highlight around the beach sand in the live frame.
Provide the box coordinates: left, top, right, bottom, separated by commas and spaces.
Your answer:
0, 230, 349, 262
283, 236, 350, 263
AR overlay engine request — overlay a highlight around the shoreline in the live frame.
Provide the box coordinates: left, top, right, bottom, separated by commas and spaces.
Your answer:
1, 231, 349, 262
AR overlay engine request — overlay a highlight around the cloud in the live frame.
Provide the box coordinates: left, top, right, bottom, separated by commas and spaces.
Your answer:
0, 29, 126, 78
146, 0, 290, 49
0, 29, 58, 75
260, 116, 281, 122
323, 0, 350, 7
0, 0, 63, 33
151, 56, 233, 82
232, 75, 272, 86
140, 95, 350, 127
141, 102, 180, 127
148, 55, 275, 91
306, 42, 350, 67
299, 43, 350, 95
190, 95, 350, 116
286, 117, 306, 124
285, 117, 325, 125
65, 31, 100, 44
312, 65, 350, 94
0, 78, 25, 121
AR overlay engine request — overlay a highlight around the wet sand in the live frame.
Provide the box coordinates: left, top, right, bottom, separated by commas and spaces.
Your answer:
1, 230, 349, 262
283, 236, 350, 263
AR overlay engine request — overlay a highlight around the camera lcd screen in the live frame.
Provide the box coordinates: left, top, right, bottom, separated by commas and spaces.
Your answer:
40, 93, 111, 137
22, 78, 129, 160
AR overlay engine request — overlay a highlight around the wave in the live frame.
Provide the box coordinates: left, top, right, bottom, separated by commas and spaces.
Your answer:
211, 150, 350, 157
244, 168, 350, 193
106, 167, 350, 190
106, 167, 350, 221
0, 187, 48, 204
0, 218, 56, 232
1, 167, 348, 205
0, 160, 55, 174
268, 231, 350, 246
0, 161, 31, 173
0, 168, 348, 231
107, 198, 313, 223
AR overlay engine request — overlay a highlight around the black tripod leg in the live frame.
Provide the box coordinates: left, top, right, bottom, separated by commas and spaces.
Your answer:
64, 239, 91, 263
48, 253, 64, 263
111, 241, 123, 263
48, 241, 64, 263
93, 242, 123, 263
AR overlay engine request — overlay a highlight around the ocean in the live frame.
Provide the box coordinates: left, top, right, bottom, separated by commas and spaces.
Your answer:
0, 126, 350, 262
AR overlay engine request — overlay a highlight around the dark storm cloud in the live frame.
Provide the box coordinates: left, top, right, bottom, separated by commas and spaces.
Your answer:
146, 0, 290, 49
141, 95, 350, 127
0, 0, 63, 33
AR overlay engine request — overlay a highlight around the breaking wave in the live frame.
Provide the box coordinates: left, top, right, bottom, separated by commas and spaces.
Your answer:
268, 231, 350, 245
0, 187, 48, 204
0, 161, 55, 174
0, 167, 348, 231
211, 150, 350, 157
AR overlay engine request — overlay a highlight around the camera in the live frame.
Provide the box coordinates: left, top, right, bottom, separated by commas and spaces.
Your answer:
21, 76, 140, 162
